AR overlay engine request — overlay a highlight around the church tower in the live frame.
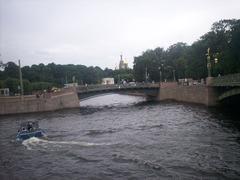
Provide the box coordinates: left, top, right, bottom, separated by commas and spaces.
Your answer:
119, 54, 128, 70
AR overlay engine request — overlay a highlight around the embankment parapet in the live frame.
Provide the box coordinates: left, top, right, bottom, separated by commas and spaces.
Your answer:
0, 89, 79, 115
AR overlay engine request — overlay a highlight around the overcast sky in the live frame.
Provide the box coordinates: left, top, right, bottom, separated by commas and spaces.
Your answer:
0, 0, 239, 69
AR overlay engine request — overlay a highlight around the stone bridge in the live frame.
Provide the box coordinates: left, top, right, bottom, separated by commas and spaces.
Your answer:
210, 73, 240, 102
211, 73, 240, 87
76, 73, 240, 105
76, 83, 159, 100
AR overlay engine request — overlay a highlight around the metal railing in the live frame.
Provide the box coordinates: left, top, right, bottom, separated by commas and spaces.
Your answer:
212, 73, 240, 87
76, 83, 159, 93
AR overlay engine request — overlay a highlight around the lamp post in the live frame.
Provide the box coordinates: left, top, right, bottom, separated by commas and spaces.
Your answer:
206, 48, 212, 77
206, 48, 220, 85
206, 48, 219, 77
173, 69, 176, 82
158, 66, 161, 87
118, 74, 120, 85
165, 65, 176, 82
161, 64, 164, 82
18, 59, 24, 100
158, 63, 164, 86
145, 67, 148, 83
168, 66, 176, 82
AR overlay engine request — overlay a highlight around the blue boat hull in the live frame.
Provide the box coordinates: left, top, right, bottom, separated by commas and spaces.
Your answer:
16, 130, 44, 141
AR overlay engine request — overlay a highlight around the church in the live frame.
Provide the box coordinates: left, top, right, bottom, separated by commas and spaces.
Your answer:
118, 54, 128, 70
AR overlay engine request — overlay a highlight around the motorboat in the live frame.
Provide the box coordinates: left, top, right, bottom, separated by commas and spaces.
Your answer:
16, 121, 45, 141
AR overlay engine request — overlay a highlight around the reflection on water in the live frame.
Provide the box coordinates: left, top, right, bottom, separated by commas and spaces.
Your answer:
1, 94, 240, 179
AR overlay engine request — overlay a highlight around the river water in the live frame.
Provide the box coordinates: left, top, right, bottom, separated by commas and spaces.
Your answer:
1, 94, 240, 180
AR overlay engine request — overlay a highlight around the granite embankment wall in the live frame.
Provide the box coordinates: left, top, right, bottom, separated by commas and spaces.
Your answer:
0, 89, 80, 115
158, 82, 218, 106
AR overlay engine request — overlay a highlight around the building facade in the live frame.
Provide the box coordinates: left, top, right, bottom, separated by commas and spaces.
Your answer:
102, 78, 114, 85
0, 88, 9, 96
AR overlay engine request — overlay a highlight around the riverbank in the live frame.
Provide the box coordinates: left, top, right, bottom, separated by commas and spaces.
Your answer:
0, 88, 80, 115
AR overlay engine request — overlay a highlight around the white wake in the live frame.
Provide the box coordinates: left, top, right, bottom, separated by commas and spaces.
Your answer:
22, 137, 112, 150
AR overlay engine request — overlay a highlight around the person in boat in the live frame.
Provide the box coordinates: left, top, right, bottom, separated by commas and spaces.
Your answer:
27, 122, 33, 131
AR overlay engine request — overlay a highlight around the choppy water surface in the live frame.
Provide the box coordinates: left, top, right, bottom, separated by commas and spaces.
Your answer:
1, 94, 240, 180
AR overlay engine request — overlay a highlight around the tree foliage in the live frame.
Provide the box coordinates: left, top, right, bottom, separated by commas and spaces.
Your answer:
133, 19, 240, 81
0, 62, 134, 94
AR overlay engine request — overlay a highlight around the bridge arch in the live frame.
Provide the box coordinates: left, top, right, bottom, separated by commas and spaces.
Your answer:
78, 92, 123, 101
218, 88, 240, 101
77, 84, 159, 101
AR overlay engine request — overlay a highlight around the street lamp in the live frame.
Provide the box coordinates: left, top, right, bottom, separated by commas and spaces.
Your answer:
118, 74, 120, 85
206, 48, 211, 77
158, 63, 164, 86
145, 67, 148, 83
161, 64, 164, 82
165, 65, 175, 82
18, 59, 24, 100
158, 66, 161, 87
206, 48, 219, 77
173, 69, 176, 82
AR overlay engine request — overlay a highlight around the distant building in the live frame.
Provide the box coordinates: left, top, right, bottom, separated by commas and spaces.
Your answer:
64, 83, 78, 88
178, 78, 194, 86
119, 54, 128, 70
102, 78, 114, 85
0, 88, 9, 96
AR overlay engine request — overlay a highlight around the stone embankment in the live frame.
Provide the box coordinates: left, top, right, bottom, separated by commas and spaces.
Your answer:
158, 82, 218, 106
0, 88, 80, 115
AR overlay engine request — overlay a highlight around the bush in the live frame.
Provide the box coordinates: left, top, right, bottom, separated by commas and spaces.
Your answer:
31, 82, 52, 91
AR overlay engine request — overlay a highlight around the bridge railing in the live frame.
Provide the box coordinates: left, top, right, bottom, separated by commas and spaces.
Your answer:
212, 73, 240, 86
76, 83, 159, 92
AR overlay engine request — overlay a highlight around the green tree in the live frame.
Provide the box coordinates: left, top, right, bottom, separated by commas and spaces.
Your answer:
3, 78, 19, 95
23, 80, 32, 95
133, 19, 240, 81
4, 62, 19, 79
0, 80, 3, 88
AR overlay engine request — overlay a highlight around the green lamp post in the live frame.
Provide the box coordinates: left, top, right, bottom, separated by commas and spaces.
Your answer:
206, 48, 211, 77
